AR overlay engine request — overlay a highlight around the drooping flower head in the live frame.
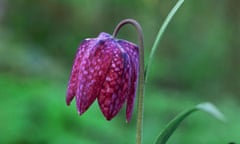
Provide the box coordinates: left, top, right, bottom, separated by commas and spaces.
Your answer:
66, 32, 139, 122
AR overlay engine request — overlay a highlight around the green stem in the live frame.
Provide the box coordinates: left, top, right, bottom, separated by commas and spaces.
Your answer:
145, 0, 184, 82
113, 19, 145, 144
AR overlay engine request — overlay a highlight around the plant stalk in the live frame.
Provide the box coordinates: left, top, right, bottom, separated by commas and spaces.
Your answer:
113, 19, 145, 144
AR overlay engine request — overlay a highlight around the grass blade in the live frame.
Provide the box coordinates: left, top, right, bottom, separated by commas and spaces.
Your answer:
145, 0, 184, 81
154, 102, 225, 144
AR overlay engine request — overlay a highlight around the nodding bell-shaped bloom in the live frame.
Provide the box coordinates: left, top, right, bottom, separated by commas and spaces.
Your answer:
66, 32, 139, 122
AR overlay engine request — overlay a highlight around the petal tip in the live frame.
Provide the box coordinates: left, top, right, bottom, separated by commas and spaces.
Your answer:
77, 109, 84, 115
105, 116, 113, 121
66, 101, 71, 106
66, 96, 73, 106
126, 114, 132, 123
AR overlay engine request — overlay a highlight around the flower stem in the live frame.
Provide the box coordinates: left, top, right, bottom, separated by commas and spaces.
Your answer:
113, 19, 145, 144
145, 0, 184, 82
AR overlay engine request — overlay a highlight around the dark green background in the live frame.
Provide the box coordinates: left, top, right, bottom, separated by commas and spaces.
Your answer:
0, 0, 239, 143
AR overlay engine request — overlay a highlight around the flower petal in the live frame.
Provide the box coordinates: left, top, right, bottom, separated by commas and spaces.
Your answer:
66, 32, 140, 122
66, 39, 91, 105
117, 40, 139, 122
76, 38, 115, 115
97, 42, 132, 120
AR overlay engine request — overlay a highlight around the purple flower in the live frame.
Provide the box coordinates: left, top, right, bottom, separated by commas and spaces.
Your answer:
66, 32, 139, 122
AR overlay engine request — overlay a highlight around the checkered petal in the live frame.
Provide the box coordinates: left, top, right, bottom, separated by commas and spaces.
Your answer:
117, 40, 139, 122
97, 41, 132, 120
66, 39, 97, 105
66, 32, 139, 122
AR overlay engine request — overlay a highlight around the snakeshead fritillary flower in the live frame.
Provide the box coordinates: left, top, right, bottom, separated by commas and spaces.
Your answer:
66, 32, 139, 122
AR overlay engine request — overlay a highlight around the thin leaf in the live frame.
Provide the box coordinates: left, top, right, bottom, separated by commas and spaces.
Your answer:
145, 0, 184, 82
154, 102, 225, 144
196, 102, 226, 122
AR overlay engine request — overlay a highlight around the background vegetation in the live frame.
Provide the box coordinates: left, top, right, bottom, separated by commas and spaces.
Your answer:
0, 0, 239, 143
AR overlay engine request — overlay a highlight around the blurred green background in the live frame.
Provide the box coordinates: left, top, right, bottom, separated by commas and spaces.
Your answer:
0, 0, 239, 143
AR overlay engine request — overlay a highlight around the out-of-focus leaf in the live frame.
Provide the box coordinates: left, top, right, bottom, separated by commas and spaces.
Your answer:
154, 102, 225, 144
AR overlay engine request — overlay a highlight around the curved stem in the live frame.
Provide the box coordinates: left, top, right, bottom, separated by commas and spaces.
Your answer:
113, 19, 145, 144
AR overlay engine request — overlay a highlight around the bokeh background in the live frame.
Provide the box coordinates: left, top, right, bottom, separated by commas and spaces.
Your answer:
0, 0, 239, 143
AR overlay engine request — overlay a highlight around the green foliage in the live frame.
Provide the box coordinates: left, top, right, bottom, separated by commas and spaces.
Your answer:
0, 0, 240, 143
154, 102, 225, 144
0, 74, 239, 144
